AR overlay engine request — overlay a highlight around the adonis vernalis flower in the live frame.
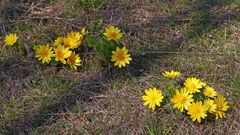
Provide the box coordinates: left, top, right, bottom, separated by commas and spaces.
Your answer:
111, 47, 132, 68
187, 101, 208, 123
67, 31, 84, 45
54, 45, 72, 64
170, 88, 194, 112
214, 96, 229, 119
184, 77, 203, 94
203, 86, 217, 98
4, 33, 18, 46
142, 87, 164, 111
34, 44, 54, 64
204, 99, 217, 113
103, 26, 123, 42
63, 37, 79, 49
162, 70, 181, 79
67, 52, 81, 70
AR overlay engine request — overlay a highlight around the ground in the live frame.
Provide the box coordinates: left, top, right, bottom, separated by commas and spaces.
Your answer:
0, 0, 240, 135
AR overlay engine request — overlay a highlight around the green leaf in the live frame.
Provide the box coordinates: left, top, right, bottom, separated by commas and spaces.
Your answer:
16, 44, 27, 56
86, 35, 96, 48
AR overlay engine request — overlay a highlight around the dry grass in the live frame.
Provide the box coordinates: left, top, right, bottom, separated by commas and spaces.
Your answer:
0, 0, 240, 135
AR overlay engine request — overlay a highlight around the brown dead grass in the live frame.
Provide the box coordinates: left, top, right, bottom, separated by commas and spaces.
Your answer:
1, 0, 240, 135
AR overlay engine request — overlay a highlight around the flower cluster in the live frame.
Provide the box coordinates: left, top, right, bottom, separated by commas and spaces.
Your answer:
34, 29, 86, 70
142, 70, 230, 123
2, 24, 132, 70
87, 25, 132, 68
33, 25, 133, 69
104, 26, 132, 68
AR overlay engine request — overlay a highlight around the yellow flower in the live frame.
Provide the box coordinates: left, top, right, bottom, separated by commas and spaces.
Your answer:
162, 70, 181, 79
203, 86, 217, 98
103, 26, 123, 42
67, 52, 81, 70
67, 31, 83, 42
203, 99, 217, 113
34, 44, 54, 64
142, 87, 164, 111
54, 45, 72, 64
65, 31, 84, 49
170, 88, 194, 112
214, 96, 229, 119
184, 77, 203, 94
63, 37, 79, 49
54, 37, 64, 46
111, 47, 132, 68
187, 101, 208, 123
4, 33, 18, 46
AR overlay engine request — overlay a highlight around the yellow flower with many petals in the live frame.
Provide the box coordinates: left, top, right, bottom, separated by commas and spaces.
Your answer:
103, 26, 123, 42
67, 31, 84, 44
34, 44, 54, 64
170, 88, 194, 112
214, 96, 229, 119
184, 77, 203, 94
111, 47, 132, 68
4, 33, 18, 46
204, 99, 217, 113
63, 37, 79, 49
67, 52, 81, 70
54, 37, 64, 46
187, 101, 208, 123
203, 86, 217, 98
54, 45, 72, 64
142, 87, 164, 111
162, 70, 181, 79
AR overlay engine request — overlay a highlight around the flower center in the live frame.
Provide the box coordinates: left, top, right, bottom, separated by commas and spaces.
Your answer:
151, 96, 157, 102
188, 83, 196, 90
41, 49, 49, 57
68, 56, 75, 65
216, 104, 222, 111
195, 108, 201, 114
110, 31, 117, 38
8, 39, 13, 43
180, 96, 187, 104
57, 50, 64, 58
116, 52, 125, 61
